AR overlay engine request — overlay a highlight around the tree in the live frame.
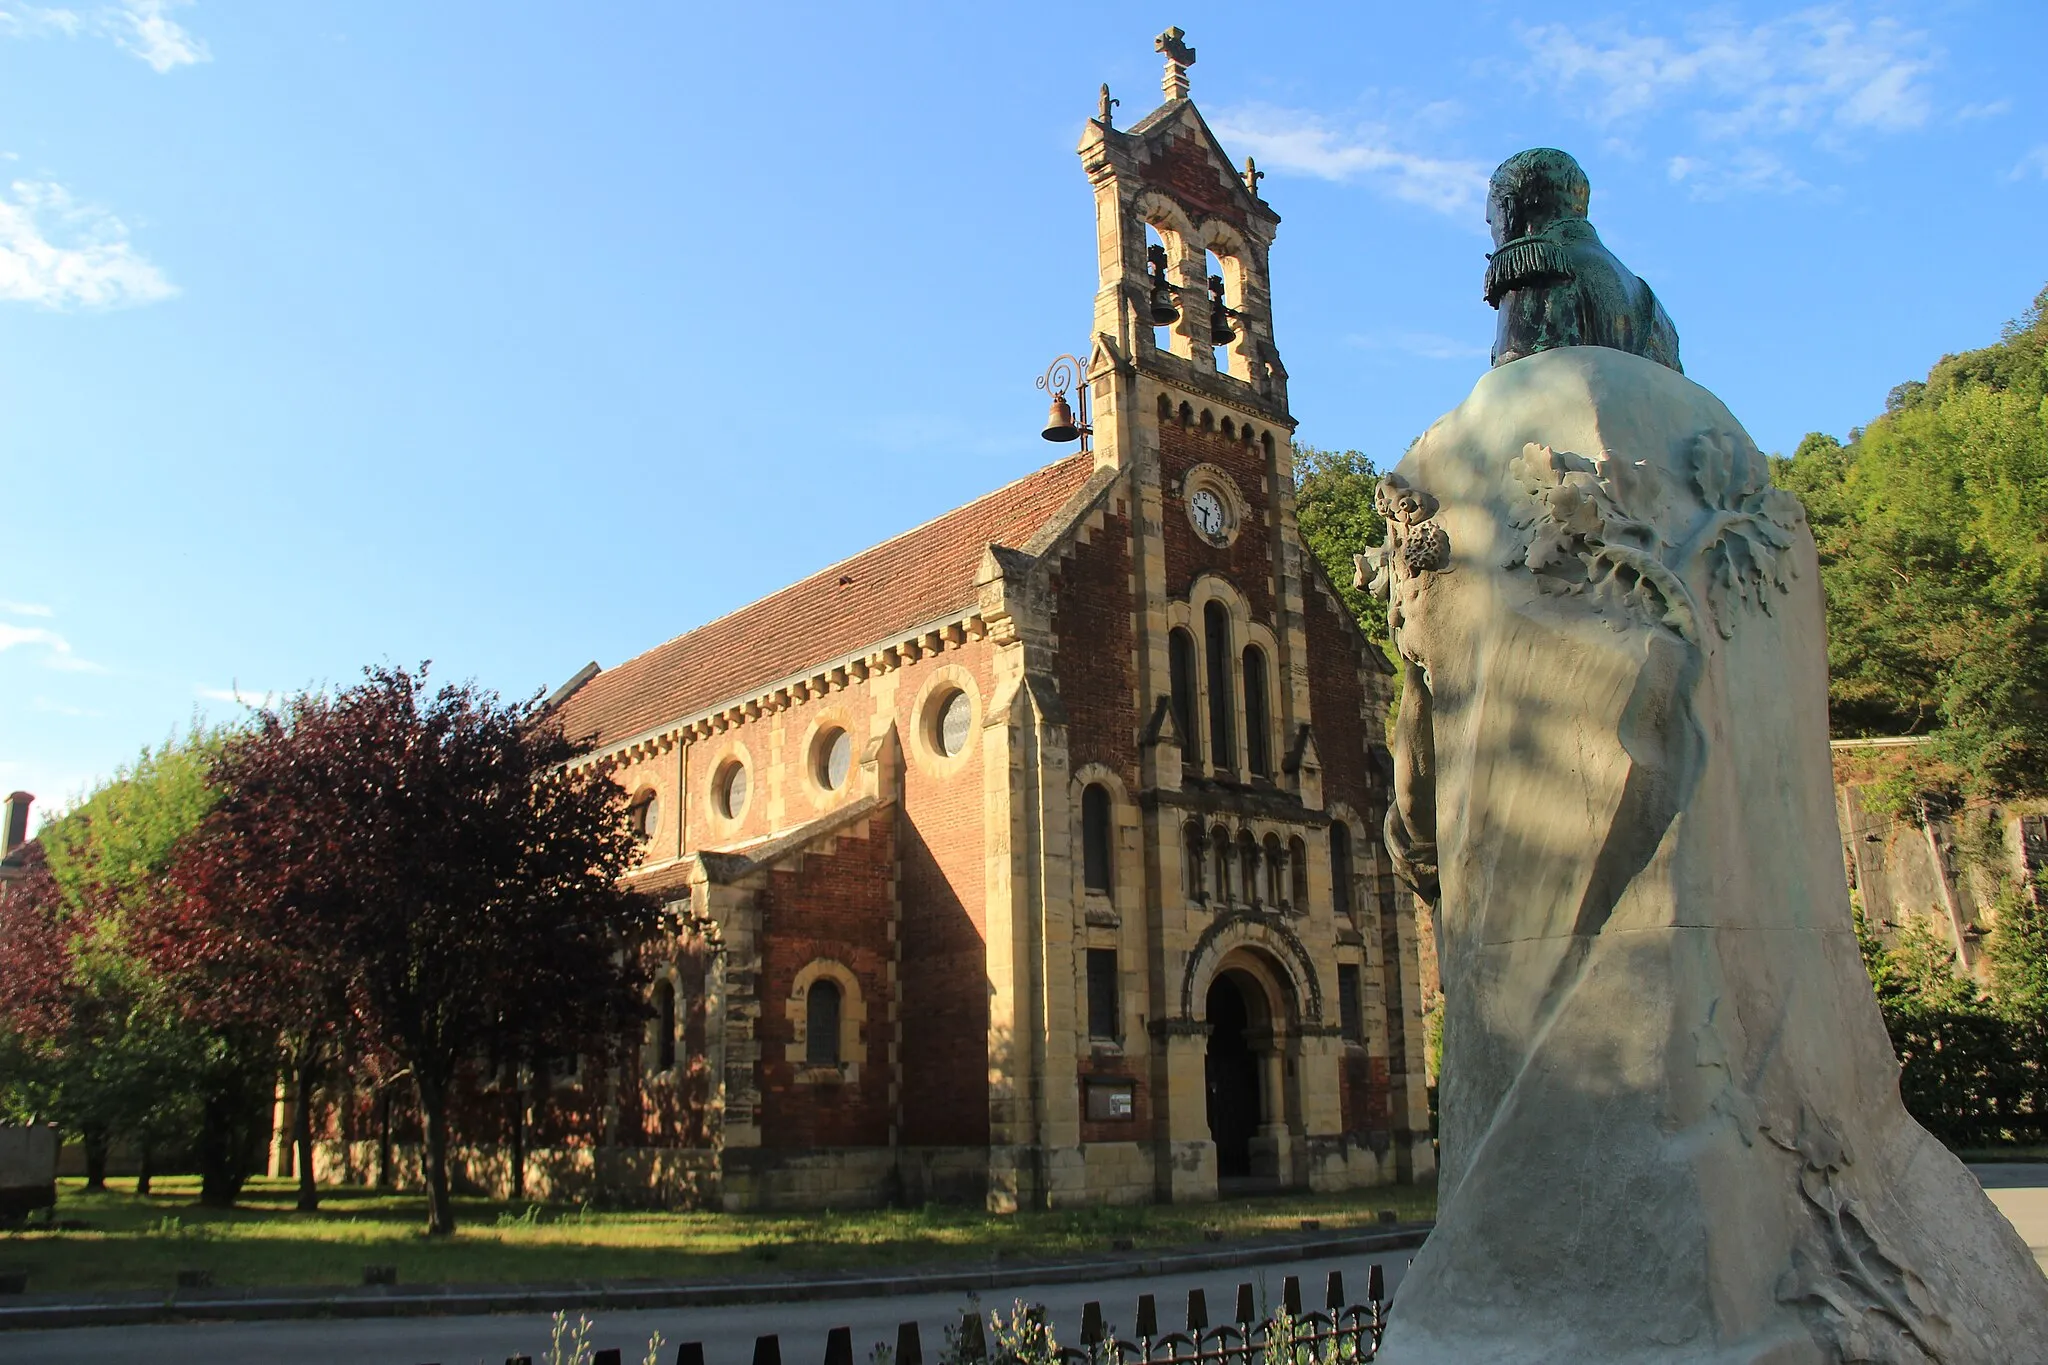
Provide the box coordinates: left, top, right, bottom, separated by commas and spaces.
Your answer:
1778, 283, 2048, 795
1, 735, 252, 1203
172, 664, 660, 1235
1292, 445, 1390, 645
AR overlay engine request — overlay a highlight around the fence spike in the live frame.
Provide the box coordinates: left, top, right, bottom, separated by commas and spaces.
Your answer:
1235, 1282, 1255, 1324
753, 1335, 783, 1365
676, 1345, 706, 1365
593, 1352, 621, 1365
824, 1325, 853, 1365
895, 1320, 924, 1365
1326, 1269, 1345, 1311
959, 1311, 988, 1362
1080, 1300, 1104, 1345
506, 1357, 534, 1365
1135, 1291, 1158, 1337
1283, 1275, 1301, 1317
1187, 1286, 1208, 1331
1368, 1263, 1385, 1305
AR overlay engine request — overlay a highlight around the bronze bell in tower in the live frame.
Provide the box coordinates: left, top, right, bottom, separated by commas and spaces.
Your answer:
1146, 243, 1180, 326
1041, 391, 1082, 443
1209, 275, 1236, 345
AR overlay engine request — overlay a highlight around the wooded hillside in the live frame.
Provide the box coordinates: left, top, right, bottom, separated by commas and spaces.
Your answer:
1776, 285, 2048, 796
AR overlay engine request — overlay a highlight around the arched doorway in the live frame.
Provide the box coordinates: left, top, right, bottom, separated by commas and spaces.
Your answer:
1204, 971, 1263, 1178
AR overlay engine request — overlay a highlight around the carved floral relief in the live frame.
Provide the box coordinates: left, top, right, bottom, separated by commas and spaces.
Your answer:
1504, 431, 1805, 643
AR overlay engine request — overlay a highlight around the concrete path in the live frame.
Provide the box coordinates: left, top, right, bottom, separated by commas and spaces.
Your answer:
0, 1252, 1408, 1364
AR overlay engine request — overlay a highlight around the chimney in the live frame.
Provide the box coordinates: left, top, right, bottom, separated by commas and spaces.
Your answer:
2, 792, 32, 858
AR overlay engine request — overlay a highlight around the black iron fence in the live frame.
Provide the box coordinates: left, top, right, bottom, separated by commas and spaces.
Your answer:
490, 1265, 1391, 1365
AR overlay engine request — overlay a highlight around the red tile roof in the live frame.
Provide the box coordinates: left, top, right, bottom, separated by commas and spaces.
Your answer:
551, 454, 1099, 751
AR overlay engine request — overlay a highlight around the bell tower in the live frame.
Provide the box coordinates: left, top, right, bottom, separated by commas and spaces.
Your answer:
1076, 24, 1291, 480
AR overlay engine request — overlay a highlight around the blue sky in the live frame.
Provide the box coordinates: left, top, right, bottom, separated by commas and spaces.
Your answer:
3, 1, 2044, 821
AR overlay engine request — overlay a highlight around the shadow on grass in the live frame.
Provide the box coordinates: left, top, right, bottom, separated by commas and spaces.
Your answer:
0, 1175, 1437, 1295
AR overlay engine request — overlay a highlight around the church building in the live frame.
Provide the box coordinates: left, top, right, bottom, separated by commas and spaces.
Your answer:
531, 34, 1431, 1211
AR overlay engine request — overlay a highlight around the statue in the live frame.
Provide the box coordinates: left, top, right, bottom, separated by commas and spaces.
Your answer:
1486, 148, 1682, 373
1361, 341, 2048, 1360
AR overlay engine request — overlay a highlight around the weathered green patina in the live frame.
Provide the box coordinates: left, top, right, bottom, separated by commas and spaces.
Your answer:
1485, 148, 1681, 374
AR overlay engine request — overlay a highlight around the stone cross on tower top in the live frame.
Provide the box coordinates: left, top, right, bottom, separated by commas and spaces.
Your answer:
1155, 26, 1195, 101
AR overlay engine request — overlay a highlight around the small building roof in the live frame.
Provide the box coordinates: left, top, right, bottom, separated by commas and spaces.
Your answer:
551, 453, 1099, 752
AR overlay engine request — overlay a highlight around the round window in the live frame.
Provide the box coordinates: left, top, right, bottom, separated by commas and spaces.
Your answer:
816, 728, 852, 791
935, 689, 974, 758
715, 761, 749, 819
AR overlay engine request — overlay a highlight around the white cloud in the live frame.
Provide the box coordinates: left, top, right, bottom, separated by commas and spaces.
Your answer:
0, 600, 54, 617
1667, 149, 1810, 199
32, 696, 98, 717
101, 0, 206, 73
0, 620, 107, 672
2011, 147, 2048, 182
1208, 105, 1489, 217
0, 0, 206, 71
1345, 330, 1489, 361
0, 4, 82, 38
1956, 100, 2011, 124
1521, 8, 1937, 145
0, 179, 177, 309
0, 622, 66, 653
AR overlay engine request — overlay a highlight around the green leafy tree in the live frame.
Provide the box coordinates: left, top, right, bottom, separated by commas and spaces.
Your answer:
1986, 872, 2048, 1025
1292, 445, 1389, 643
0, 732, 253, 1199
1779, 284, 2048, 795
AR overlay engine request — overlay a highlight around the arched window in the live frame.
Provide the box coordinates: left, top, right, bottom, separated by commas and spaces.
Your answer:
1238, 830, 1261, 906
1168, 628, 1201, 765
654, 979, 677, 1073
1204, 600, 1234, 770
1289, 835, 1309, 909
1211, 826, 1233, 904
1206, 249, 1232, 373
1331, 821, 1355, 921
1146, 223, 1175, 355
1184, 819, 1208, 902
1081, 783, 1113, 894
805, 980, 842, 1066
1157, 392, 1173, 422
1243, 645, 1270, 777
1264, 834, 1285, 908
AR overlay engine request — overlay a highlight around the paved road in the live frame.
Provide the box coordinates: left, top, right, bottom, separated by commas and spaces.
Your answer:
0, 1254, 1410, 1364
5, 1165, 2044, 1365
1974, 1161, 2048, 1271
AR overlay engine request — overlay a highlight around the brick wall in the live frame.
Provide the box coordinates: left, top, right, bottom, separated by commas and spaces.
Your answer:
893, 642, 996, 1149
756, 809, 897, 1151
1158, 417, 1278, 619
1050, 504, 1138, 789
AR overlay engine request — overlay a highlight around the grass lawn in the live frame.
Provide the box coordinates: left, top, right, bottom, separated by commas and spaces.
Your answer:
0, 1176, 1436, 1296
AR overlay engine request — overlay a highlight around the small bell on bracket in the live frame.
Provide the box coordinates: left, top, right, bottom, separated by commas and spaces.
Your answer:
1041, 391, 1082, 443
1208, 275, 1237, 345
1034, 354, 1091, 449
1147, 243, 1180, 326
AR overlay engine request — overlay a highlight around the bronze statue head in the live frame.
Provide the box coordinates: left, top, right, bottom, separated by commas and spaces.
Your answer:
1486, 148, 1591, 246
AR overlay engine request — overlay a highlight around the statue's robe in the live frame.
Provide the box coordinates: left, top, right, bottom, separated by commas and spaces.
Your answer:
1369, 347, 2048, 1364
1488, 218, 1683, 374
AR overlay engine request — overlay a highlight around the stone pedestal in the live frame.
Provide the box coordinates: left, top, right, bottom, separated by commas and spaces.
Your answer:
1370, 348, 2048, 1364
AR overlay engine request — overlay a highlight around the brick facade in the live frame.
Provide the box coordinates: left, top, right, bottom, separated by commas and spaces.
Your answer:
306, 46, 1434, 1212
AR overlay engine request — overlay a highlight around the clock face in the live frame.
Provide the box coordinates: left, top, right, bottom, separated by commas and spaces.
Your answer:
1190, 488, 1228, 542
